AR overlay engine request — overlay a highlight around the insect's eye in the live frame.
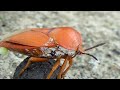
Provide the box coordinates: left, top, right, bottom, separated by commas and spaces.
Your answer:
50, 51, 56, 56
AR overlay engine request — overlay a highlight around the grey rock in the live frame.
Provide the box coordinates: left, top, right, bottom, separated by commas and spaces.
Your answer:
13, 57, 60, 79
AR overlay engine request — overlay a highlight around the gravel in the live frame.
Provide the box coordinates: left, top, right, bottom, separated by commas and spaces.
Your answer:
0, 11, 120, 79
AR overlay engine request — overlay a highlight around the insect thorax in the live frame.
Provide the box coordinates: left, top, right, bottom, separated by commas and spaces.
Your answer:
25, 46, 76, 58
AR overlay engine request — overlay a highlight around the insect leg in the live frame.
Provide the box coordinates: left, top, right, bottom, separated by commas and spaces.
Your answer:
19, 57, 48, 77
72, 45, 80, 58
61, 58, 73, 78
57, 58, 68, 79
46, 57, 61, 79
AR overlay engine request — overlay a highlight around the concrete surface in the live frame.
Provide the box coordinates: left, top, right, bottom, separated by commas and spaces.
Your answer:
0, 11, 120, 79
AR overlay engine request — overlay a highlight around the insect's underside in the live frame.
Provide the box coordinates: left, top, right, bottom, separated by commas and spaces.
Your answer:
18, 45, 76, 79
26, 46, 75, 58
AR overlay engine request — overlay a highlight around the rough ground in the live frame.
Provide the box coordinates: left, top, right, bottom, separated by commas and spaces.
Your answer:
0, 11, 120, 79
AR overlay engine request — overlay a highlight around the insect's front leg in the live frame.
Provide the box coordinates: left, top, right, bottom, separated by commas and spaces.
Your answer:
61, 58, 73, 79
46, 56, 61, 79
57, 57, 68, 79
19, 57, 48, 77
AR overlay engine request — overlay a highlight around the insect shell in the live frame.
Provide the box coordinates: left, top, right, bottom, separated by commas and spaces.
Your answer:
0, 27, 82, 59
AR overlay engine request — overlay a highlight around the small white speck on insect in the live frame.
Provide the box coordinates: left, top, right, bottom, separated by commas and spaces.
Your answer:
25, 49, 29, 52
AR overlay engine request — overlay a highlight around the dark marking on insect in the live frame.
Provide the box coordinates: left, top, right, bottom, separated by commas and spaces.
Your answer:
50, 50, 56, 56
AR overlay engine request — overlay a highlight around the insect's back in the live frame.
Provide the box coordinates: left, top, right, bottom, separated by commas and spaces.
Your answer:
0, 29, 56, 57
48, 27, 84, 52
0, 27, 84, 57
3, 30, 55, 47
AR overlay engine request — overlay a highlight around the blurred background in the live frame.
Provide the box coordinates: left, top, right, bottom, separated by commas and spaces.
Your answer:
0, 11, 120, 79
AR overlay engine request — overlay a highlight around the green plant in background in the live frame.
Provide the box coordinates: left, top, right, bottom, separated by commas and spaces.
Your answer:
0, 47, 8, 56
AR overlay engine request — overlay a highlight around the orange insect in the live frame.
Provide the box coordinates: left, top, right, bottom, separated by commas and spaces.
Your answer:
0, 27, 105, 79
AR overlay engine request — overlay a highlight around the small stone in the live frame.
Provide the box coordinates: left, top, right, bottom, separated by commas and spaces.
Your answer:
13, 57, 60, 79
2, 24, 6, 27
36, 23, 44, 28
106, 54, 112, 57
112, 49, 120, 55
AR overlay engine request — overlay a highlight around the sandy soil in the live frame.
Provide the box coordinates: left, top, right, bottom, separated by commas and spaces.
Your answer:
0, 11, 120, 79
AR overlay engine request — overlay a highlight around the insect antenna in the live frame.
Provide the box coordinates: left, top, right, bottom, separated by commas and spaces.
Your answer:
81, 52, 98, 60
81, 43, 106, 60
84, 42, 106, 51
72, 43, 106, 60
72, 51, 98, 61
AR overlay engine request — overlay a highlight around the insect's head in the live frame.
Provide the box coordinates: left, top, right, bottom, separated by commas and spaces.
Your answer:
72, 43, 106, 61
